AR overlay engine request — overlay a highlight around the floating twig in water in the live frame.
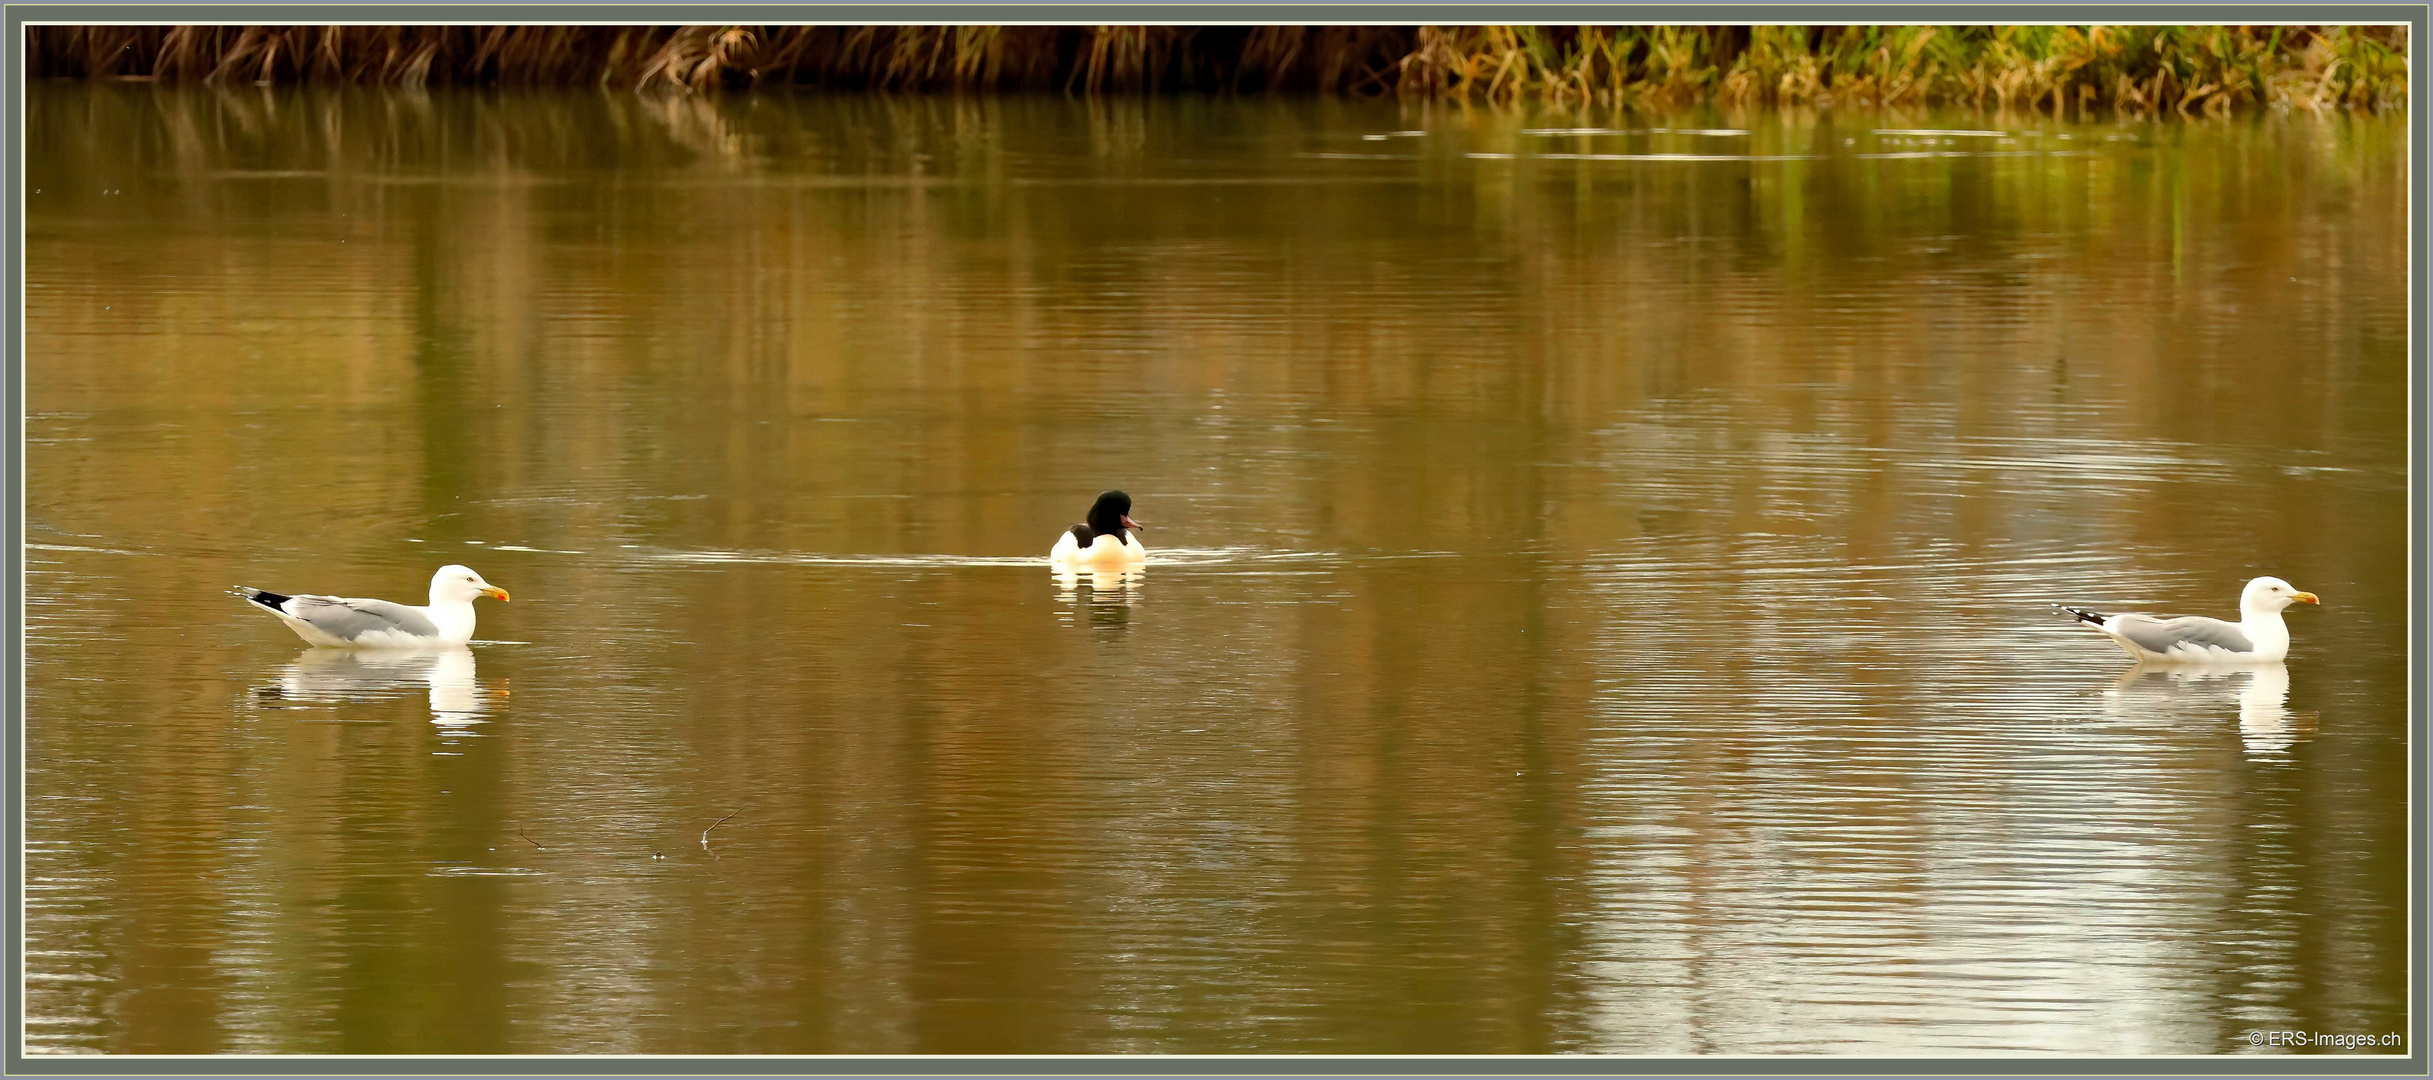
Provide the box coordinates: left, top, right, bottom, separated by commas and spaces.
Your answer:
518, 829, 543, 851
700, 809, 740, 858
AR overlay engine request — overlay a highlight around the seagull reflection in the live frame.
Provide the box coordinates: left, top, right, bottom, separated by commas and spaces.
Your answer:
2108, 662, 2315, 757
258, 647, 499, 733
1054, 564, 1144, 630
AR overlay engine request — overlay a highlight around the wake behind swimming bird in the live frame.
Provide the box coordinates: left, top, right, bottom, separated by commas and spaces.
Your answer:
2058, 576, 2319, 664
236, 564, 509, 649
1051, 490, 1148, 567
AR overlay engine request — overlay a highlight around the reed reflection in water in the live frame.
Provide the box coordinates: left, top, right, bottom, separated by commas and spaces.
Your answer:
21, 83, 2409, 1055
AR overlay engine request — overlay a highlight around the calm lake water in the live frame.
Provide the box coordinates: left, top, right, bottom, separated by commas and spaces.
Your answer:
21, 84, 2411, 1056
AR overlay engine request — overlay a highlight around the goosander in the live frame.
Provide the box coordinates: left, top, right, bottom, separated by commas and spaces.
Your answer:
1050, 490, 1148, 566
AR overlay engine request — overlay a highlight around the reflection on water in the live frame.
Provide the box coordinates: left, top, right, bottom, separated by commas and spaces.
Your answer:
1056, 565, 1145, 599
22, 84, 2407, 1055
256, 647, 499, 734
2107, 664, 2318, 759
1055, 564, 1146, 632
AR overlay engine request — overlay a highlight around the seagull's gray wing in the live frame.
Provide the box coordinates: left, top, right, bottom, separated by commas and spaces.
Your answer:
280, 595, 441, 641
2112, 614, 2256, 655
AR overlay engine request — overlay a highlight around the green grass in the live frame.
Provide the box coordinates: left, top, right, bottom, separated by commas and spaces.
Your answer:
24, 25, 2409, 112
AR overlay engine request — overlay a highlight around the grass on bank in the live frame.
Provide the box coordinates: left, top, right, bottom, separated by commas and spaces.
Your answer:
24, 24, 2410, 112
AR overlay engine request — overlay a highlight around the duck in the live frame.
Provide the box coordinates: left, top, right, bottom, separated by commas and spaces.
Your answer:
237, 564, 509, 649
2057, 576, 2319, 664
1050, 490, 1148, 566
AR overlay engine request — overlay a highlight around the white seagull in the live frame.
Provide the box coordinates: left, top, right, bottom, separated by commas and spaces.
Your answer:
237, 565, 509, 648
2058, 576, 2319, 664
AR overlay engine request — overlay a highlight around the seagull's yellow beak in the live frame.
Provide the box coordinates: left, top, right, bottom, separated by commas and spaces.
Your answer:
483, 586, 511, 602
2292, 591, 2319, 605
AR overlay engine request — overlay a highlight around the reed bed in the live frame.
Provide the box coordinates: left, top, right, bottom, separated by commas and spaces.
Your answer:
24, 24, 2409, 112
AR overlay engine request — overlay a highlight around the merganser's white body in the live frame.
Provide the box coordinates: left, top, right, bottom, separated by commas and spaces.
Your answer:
1050, 529, 1148, 566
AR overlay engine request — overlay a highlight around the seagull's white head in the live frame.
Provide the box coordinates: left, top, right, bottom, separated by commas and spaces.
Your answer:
430, 564, 510, 606
2242, 576, 2319, 615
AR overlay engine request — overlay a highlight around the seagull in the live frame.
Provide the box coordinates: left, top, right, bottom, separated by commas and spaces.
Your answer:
1050, 490, 1148, 566
237, 565, 509, 648
2058, 576, 2319, 664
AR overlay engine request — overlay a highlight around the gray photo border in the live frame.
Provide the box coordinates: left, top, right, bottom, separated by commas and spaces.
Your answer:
5, 3, 2426, 1078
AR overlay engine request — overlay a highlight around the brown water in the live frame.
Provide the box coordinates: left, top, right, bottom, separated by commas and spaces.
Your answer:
21, 84, 2411, 1057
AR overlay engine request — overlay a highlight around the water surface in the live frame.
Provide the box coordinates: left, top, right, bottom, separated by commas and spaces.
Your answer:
22, 85, 2411, 1056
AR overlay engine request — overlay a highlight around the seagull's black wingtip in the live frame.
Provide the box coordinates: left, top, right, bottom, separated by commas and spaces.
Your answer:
2056, 605, 2107, 626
